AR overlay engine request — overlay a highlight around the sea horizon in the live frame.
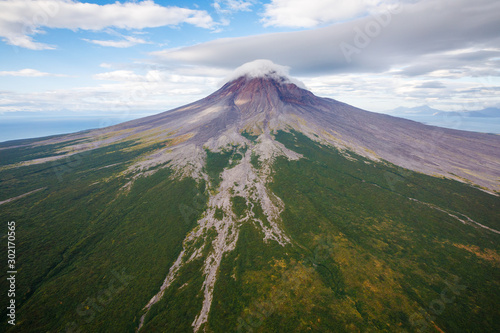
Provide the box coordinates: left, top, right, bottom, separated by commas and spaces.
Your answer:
1, 113, 498, 144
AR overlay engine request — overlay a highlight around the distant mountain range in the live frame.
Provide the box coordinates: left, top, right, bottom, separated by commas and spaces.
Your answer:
389, 105, 500, 118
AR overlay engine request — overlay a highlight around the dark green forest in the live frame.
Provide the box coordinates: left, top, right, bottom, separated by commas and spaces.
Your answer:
0, 130, 498, 332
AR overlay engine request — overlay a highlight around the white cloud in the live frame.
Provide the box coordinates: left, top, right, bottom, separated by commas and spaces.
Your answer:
134, 0, 500, 113
222, 59, 306, 88
93, 70, 146, 82
213, 0, 254, 14
415, 81, 446, 89
152, 0, 500, 78
261, 0, 400, 28
83, 36, 150, 48
211, 0, 255, 31
0, 0, 215, 50
2, 0, 500, 117
300, 73, 500, 112
0, 69, 68, 77
0, 66, 224, 114
2, 65, 499, 117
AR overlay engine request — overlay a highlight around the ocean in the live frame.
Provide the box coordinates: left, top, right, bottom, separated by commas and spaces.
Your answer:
396, 114, 500, 134
0, 116, 143, 143
0, 114, 498, 144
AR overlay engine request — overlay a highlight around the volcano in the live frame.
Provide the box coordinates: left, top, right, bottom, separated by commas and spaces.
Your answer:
1, 60, 499, 333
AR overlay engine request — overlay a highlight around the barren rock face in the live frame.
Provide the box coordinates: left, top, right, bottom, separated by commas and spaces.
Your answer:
84, 73, 498, 193
10, 66, 499, 192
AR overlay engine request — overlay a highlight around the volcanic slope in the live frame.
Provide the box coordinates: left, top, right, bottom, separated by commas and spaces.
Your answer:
0, 60, 499, 332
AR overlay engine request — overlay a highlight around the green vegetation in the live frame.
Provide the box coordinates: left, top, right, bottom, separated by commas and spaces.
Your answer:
231, 196, 247, 218
250, 197, 271, 228
0, 129, 498, 332
204, 145, 247, 189
250, 151, 260, 169
214, 207, 224, 220
267, 130, 500, 332
0, 138, 207, 332
240, 131, 259, 143
0, 137, 88, 167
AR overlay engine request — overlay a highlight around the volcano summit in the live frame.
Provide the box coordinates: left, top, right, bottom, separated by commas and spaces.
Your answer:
1, 60, 499, 332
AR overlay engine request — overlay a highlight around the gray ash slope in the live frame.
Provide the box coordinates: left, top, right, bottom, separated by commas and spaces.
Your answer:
11, 60, 498, 193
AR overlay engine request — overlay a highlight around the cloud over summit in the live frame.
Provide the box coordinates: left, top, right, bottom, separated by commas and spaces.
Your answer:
222, 59, 307, 88
1, 0, 499, 116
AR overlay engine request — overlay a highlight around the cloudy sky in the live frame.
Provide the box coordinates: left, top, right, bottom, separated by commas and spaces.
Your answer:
1, 0, 499, 119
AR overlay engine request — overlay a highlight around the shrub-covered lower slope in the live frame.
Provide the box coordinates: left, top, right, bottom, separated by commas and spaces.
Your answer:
264, 130, 499, 332
0, 138, 207, 332
206, 130, 500, 333
0, 130, 498, 333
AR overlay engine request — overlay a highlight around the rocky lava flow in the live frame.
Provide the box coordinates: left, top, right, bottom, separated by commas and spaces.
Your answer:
137, 129, 300, 331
